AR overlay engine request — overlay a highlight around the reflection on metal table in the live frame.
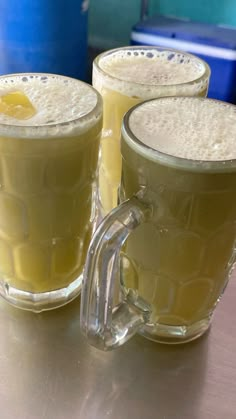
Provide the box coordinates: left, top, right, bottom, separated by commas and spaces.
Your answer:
0, 272, 236, 419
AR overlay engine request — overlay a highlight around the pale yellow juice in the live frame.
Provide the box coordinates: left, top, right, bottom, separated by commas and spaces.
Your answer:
93, 47, 210, 214
0, 74, 102, 306
120, 97, 236, 332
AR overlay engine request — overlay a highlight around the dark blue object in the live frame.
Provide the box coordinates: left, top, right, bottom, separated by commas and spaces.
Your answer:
0, 0, 88, 80
131, 15, 236, 103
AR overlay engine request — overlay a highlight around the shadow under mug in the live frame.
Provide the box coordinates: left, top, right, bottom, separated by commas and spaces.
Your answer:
81, 96, 236, 350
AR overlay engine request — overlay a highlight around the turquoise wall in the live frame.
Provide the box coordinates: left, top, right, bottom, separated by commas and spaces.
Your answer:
89, 0, 140, 49
89, 0, 236, 49
156, 0, 236, 25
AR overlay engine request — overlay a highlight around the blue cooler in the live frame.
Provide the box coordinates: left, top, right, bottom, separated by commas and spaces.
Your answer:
131, 15, 236, 103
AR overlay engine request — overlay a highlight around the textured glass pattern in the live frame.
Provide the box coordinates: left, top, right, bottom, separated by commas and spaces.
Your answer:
121, 158, 236, 328
0, 131, 100, 296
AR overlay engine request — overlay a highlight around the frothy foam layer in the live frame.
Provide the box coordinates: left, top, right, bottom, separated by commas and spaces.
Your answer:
0, 74, 100, 138
94, 48, 209, 99
128, 97, 236, 161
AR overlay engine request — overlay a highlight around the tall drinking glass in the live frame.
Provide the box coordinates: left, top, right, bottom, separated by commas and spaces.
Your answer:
0, 73, 102, 312
93, 46, 210, 214
81, 96, 236, 350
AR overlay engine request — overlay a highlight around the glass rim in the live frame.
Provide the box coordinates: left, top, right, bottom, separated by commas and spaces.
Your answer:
122, 96, 236, 173
93, 45, 211, 90
0, 72, 103, 133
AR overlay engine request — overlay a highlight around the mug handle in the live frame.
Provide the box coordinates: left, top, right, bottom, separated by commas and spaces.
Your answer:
80, 194, 152, 351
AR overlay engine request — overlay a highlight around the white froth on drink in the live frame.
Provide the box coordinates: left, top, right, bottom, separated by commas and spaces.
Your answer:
0, 74, 99, 137
129, 97, 236, 161
96, 49, 209, 99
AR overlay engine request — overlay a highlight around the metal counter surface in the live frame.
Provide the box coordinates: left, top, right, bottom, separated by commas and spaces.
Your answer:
0, 274, 236, 419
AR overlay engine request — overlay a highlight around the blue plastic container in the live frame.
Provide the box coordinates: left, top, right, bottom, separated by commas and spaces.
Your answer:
0, 0, 89, 80
131, 15, 236, 103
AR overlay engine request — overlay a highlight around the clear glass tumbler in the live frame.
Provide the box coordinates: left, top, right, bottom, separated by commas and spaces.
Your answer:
0, 73, 102, 312
93, 46, 210, 215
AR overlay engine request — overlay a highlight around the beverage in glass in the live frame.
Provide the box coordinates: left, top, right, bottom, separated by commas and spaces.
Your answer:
0, 73, 102, 312
81, 96, 236, 349
93, 46, 210, 214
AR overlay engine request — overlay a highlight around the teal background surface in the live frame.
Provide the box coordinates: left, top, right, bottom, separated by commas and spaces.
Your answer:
89, 0, 236, 49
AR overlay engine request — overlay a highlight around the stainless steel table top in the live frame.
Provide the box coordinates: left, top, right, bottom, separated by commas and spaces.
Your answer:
0, 273, 236, 419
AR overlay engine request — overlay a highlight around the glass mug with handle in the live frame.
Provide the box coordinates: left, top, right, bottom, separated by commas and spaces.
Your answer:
93, 46, 210, 215
81, 96, 236, 350
0, 73, 102, 312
